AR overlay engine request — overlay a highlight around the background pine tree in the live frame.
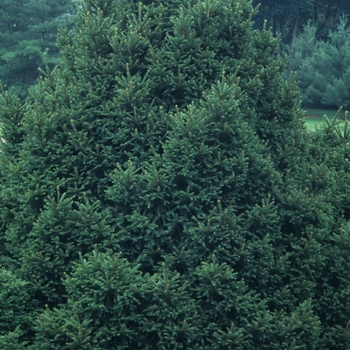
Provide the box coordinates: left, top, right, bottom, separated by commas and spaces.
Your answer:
0, 0, 75, 98
0, 0, 350, 348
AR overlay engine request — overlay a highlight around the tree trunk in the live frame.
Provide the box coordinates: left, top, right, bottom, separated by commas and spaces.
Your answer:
291, 8, 301, 49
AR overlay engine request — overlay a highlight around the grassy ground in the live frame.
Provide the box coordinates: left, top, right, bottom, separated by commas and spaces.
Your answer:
304, 116, 328, 132
304, 108, 340, 118
304, 108, 343, 131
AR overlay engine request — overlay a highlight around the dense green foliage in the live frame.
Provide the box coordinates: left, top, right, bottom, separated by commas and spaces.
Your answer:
1, 0, 349, 106
287, 18, 350, 109
1, 0, 350, 348
254, 0, 350, 109
0, 0, 75, 98
0, 269, 39, 349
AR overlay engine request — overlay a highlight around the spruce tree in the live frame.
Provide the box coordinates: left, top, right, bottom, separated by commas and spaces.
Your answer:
0, 269, 39, 349
0, 0, 349, 348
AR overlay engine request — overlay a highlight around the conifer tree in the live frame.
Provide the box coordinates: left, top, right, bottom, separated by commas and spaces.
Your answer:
0, 269, 39, 349
0, 0, 349, 348
0, 0, 75, 98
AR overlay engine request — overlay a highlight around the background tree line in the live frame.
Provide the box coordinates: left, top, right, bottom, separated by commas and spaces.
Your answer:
0, 0, 76, 98
253, 0, 350, 109
253, 0, 350, 46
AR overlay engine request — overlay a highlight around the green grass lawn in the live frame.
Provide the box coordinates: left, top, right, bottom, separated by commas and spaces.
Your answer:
304, 108, 346, 131
304, 117, 328, 131
304, 108, 340, 118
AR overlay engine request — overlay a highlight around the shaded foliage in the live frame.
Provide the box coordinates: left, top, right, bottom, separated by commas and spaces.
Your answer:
0, 0, 75, 98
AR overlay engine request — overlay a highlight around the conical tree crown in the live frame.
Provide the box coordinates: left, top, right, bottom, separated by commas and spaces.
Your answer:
1, 0, 349, 348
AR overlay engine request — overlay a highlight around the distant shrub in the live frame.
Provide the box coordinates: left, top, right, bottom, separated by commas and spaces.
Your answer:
287, 18, 350, 109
